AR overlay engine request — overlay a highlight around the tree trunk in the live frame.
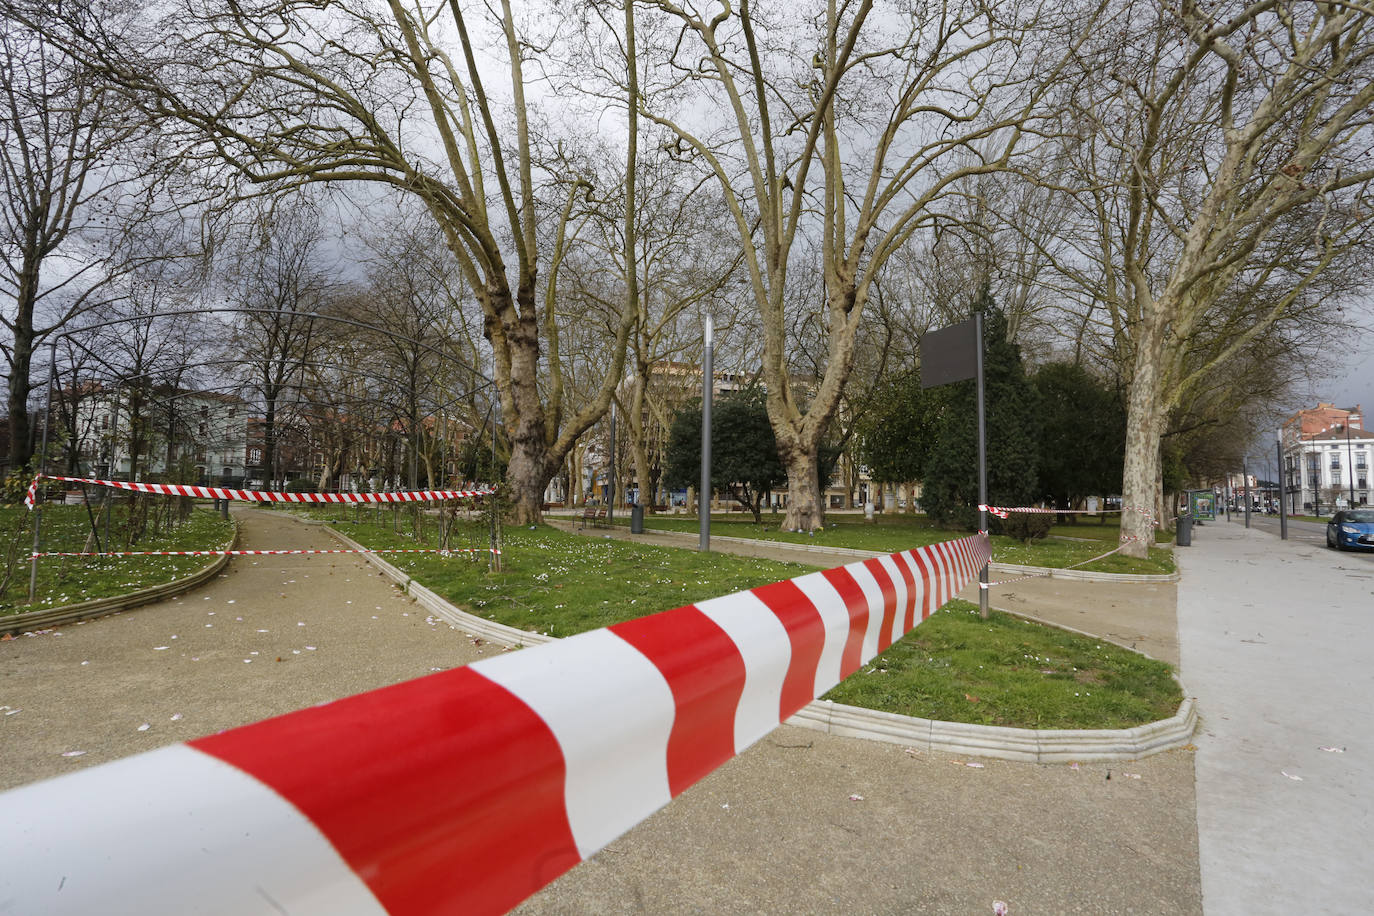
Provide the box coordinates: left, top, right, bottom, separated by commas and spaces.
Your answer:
1119, 325, 1167, 559
263, 399, 277, 490
780, 445, 825, 531
501, 293, 554, 524
7, 324, 34, 471
506, 443, 547, 524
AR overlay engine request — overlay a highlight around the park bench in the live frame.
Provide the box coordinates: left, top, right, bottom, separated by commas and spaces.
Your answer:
578, 507, 608, 530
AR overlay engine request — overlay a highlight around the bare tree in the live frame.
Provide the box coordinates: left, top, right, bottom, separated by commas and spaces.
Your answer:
1046, 0, 1374, 555
222, 202, 330, 489
640, 0, 1086, 529
19, 0, 645, 521
0, 9, 143, 469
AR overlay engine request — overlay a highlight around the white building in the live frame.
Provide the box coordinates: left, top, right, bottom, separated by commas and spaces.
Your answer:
1280, 403, 1371, 513
69, 386, 251, 482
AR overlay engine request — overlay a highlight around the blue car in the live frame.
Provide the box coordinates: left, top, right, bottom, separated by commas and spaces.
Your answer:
1326, 509, 1374, 550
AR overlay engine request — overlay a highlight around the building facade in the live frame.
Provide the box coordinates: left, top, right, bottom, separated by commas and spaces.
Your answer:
68, 386, 251, 483
1280, 403, 1371, 513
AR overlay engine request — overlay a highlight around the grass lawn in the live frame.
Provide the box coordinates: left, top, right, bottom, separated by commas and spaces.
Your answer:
1, 505, 236, 614
315, 512, 1179, 729
823, 601, 1181, 730
312, 511, 812, 638
601, 511, 1176, 575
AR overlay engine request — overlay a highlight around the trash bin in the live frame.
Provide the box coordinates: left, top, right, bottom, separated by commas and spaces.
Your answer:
630, 503, 644, 534
1176, 513, 1192, 547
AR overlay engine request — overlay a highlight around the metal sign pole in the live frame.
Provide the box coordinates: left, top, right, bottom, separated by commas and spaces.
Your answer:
974, 312, 989, 619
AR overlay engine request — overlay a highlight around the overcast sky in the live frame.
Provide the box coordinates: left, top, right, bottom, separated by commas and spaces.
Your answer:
1322, 299, 1373, 414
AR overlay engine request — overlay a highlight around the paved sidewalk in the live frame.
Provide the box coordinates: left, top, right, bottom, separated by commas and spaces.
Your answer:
1177, 521, 1374, 915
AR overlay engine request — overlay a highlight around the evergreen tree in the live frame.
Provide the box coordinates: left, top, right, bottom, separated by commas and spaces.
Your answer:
664, 389, 786, 523
1032, 362, 1126, 511
921, 289, 1040, 531
857, 369, 947, 505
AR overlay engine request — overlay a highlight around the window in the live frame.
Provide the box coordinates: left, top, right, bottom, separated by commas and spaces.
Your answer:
228, 407, 236, 418
200, 406, 209, 418
1331, 454, 1341, 470
198, 422, 206, 436
1358, 452, 1368, 470
101, 415, 109, 430
249, 448, 262, 462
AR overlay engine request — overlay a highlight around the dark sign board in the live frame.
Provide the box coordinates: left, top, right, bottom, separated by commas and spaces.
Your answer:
920, 317, 979, 388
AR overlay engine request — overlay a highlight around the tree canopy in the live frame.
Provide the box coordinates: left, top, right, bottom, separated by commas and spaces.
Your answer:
665, 388, 785, 524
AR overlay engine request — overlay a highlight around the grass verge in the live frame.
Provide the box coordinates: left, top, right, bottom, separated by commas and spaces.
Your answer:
313, 513, 811, 638
823, 601, 1181, 729
317, 513, 1179, 730
597, 512, 1176, 575
1, 505, 236, 614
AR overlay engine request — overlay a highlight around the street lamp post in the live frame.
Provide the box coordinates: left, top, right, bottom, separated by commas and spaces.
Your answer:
699, 316, 713, 553
1276, 430, 1287, 540
1242, 459, 1250, 528
1343, 423, 1356, 508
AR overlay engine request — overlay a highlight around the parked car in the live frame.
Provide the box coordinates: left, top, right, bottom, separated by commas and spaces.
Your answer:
1326, 509, 1374, 551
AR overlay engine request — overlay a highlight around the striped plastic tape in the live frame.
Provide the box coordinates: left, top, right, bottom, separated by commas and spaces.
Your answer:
23, 474, 492, 510
0, 533, 990, 915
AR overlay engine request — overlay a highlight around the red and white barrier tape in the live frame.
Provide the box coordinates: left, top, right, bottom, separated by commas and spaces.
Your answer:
0, 533, 990, 916
30, 547, 500, 558
978, 504, 1125, 519
23, 474, 493, 510
979, 543, 1123, 589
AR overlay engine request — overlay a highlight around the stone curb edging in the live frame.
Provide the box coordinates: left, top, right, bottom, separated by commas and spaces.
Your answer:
1, 519, 240, 637
328, 524, 1194, 763
988, 561, 1180, 584
325, 526, 556, 648
784, 695, 1195, 764
555, 519, 1180, 583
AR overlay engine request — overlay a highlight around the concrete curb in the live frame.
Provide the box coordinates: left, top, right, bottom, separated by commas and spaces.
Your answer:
326, 526, 555, 648
784, 696, 1195, 764
1, 519, 240, 636
988, 561, 1180, 584
329, 524, 1194, 763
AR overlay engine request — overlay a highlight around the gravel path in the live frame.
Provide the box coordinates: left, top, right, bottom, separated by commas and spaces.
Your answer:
0, 508, 492, 792
1, 510, 1201, 914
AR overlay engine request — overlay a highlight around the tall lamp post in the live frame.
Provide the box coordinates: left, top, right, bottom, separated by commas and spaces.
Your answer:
1276, 429, 1288, 540
699, 316, 713, 553
1342, 422, 1356, 508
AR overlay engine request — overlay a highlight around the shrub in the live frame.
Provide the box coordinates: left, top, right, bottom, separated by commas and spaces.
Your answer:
995, 511, 1054, 543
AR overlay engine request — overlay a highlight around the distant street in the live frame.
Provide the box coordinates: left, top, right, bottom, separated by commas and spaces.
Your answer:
1216, 512, 1374, 560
